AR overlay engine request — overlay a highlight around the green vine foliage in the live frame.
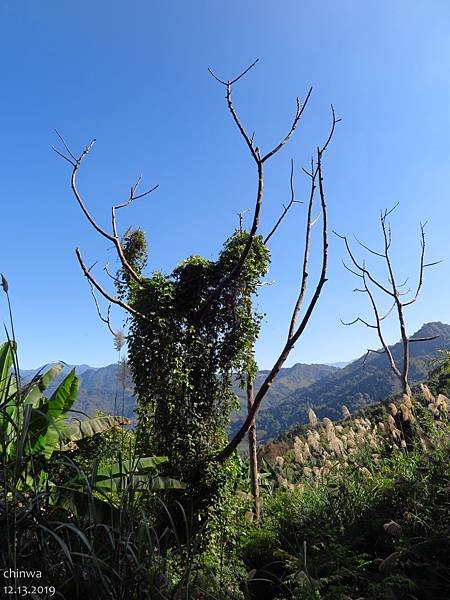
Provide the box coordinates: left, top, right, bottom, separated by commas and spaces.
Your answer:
116, 229, 270, 523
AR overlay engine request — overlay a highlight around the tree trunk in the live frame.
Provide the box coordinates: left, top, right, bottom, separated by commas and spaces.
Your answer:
247, 374, 261, 523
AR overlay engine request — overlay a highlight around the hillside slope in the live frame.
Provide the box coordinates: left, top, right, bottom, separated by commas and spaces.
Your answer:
241, 321, 450, 441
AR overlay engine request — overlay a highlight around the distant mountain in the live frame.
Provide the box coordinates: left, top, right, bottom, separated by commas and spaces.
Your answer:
21, 360, 338, 426
21, 362, 136, 422
230, 363, 338, 440
74, 363, 135, 420
236, 321, 450, 441
21, 363, 95, 380
21, 322, 450, 441
75, 362, 336, 426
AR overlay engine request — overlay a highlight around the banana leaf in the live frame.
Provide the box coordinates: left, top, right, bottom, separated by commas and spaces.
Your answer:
29, 369, 79, 457
23, 362, 65, 407
59, 415, 131, 447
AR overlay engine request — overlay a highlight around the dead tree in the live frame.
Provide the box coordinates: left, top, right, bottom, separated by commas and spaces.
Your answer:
335, 206, 440, 397
211, 64, 339, 462
54, 61, 338, 512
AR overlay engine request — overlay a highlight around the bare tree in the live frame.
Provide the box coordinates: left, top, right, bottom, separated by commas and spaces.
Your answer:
211, 63, 339, 462
54, 61, 338, 488
335, 206, 440, 397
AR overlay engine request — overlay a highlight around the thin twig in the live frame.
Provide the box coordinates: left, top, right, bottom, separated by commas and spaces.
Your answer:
87, 281, 116, 336
53, 133, 158, 285
264, 159, 302, 244
200, 62, 312, 321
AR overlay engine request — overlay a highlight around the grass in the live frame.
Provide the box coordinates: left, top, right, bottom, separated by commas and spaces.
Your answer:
238, 391, 450, 600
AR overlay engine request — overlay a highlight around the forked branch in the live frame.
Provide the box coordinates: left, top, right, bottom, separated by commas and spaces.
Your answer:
215, 107, 339, 462
53, 131, 158, 287
264, 159, 302, 245
199, 61, 313, 321
76, 248, 148, 321
54, 131, 157, 321
87, 281, 115, 336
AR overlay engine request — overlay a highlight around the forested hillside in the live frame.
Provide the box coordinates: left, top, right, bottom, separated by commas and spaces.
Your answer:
231, 321, 450, 440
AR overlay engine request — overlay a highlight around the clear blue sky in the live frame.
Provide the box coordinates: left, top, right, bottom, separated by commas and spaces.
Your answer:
1, 0, 449, 369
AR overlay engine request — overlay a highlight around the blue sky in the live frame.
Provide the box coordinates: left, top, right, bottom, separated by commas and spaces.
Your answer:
0, 0, 449, 369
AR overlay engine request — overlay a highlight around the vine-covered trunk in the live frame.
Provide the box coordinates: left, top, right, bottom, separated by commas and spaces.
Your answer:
120, 230, 269, 534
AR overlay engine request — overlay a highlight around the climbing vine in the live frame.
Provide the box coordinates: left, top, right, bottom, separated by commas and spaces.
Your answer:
116, 229, 270, 518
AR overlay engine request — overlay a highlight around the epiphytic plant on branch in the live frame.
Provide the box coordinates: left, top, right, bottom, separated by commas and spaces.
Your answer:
54, 60, 338, 524
335, 205, 440, 397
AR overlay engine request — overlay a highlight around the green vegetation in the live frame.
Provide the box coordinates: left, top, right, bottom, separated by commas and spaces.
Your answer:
55, 322, 450, 442
118, 230, 269, 528
242, 382, 449, 599
0, 311, 186, 598
2, 310, 449, 598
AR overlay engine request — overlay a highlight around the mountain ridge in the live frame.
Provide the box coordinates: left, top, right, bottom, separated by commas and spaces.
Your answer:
20, 321, 450, 442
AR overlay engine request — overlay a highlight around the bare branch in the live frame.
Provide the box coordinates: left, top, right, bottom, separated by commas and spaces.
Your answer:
237, 208, 250, 233
353, 235, 385, 258
401, 222, 432, 307
216, 116, 337, 462
342, 297, 395, 330
52, 146, 76, 167
380, 302, 396, 321
334, 231, 395, 297
75, 248, 148, 320
362, 272, 402, 380
200, 62, 312, 321
321, 105, 341, 154
362, 348, 385, 367
398, 287, 412, 296
261, 89, 313, 163
54, 133, 157, 286
341, 316, 377, 329
342, 259, 364, 279
54, 129, 77, 163
208, 58, 259, 86
111, 181, 158, 282
337, 202, 438, 397
287, 159, 317, 338
396, 276, 410, 290
222, 78, 260, 163
383, 203, 400, 219
104, 263, 123, 285
423, 260, 442, 268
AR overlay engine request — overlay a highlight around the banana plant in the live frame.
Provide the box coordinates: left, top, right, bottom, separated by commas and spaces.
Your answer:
0, 340, 184, 498
0, 340, 128, 461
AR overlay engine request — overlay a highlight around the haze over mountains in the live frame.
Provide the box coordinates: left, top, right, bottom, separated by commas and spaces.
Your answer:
23, 322, 450, 442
